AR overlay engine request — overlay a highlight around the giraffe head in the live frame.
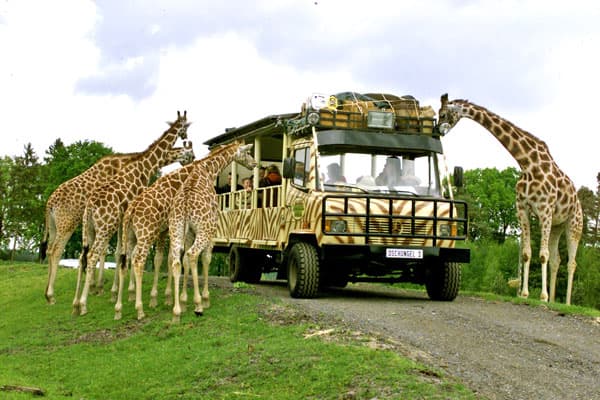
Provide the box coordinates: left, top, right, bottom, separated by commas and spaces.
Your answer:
168, 140, 195, 166
167, 110, 191, 141
233, 142, 257, 170
437, 93, 467, 134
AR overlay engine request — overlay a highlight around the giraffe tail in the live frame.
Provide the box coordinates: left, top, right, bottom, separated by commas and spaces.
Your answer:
118, 254, 127, 271
40, 205, 51, 262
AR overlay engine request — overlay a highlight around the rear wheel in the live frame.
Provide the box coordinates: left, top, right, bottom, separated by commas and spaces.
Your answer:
287, 242, 320, 298
228, 246, 244, 283
425, 262, 461, 301
229, 246, 263, 284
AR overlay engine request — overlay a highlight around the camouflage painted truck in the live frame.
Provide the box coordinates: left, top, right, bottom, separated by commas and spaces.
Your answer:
206, 92, 470, 300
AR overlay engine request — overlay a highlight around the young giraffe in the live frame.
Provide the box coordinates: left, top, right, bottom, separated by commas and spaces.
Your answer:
438, 94, 583, 304
73, 111, 193, 316
43, 151, 142, 304
167, 141, 256, 323
114, 147, 228, 320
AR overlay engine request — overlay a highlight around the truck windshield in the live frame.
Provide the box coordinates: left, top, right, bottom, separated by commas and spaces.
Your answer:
319, 152, 441, 196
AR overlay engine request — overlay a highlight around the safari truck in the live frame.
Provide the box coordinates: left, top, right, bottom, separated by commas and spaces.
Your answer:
205, 92, 470, 300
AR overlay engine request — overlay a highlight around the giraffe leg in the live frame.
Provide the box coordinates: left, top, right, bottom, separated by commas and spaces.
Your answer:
45, 234, 71, 304
72, 253, 85, 315
548, 226, 563, 303
95, 255, 106, 296
201, 244, 213, 309
180, 253, 189, 305
180, 232, 194, 304
188, 246, 203, 316
516, 200, 531, 299
537, 210, 553, 302
79, 239, 110, 316
133, 249, 147, 320
164, 251, 173, 306
114, 254, 128, 320
565, 212, 582, 305
171, 250, 183, 324
149, 242, 164, 309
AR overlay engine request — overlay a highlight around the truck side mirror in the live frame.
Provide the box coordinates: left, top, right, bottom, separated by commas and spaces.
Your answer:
282, 157, 296, 179
453, 166, 464, 188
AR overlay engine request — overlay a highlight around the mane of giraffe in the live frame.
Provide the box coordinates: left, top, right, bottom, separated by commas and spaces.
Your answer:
438, 94, 583, 304
166, 141, 256, 323
113, 144, 234, 320
72, 111, 193, 316
43, 151, 143, 304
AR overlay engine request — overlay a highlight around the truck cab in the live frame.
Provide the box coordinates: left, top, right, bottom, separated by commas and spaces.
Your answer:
205, 92, 469, 300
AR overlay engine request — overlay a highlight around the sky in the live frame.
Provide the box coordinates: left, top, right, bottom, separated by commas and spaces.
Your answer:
1, 0, 599, 189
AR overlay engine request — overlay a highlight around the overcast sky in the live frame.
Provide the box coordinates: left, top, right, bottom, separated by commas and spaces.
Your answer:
1, 0, 599, 189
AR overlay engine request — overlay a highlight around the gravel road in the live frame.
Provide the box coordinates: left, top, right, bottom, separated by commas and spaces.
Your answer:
225, 278, 600, 400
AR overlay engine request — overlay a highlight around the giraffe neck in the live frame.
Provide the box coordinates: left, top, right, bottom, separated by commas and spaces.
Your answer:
458, 101, 553, 171
201, 144, 241, 181
136, 124, 184, 182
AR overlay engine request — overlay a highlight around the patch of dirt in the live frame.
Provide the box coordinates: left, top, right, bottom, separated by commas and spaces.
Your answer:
67, 320, 147, 344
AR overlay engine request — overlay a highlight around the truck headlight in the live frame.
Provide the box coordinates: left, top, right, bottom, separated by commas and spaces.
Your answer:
326, 220, 347, 233
438, 224, 457, 237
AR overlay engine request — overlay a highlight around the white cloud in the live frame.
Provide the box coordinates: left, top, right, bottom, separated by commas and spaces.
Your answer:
0, 0, 598, 190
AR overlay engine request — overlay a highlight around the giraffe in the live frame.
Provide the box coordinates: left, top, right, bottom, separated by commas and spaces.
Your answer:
114, 143, 240, 320
42, 151, 142, 304
166, 141, 256, 323
113, 147, 226, 320
72, 111, 193, 316
438, 94, 583, 304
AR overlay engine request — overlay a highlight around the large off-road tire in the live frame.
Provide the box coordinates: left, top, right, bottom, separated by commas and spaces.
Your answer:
287, 242, 320, 298
425, 262, 461, 301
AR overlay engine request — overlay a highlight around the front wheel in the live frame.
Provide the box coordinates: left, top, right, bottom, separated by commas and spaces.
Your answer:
425, 262, 461, 301
287, 242, 320, 298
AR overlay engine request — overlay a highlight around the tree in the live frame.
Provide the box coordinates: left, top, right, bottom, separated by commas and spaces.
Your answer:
457, 167, 520, 243
577, 172, 600, 246
5, 144, 45, 258
0, 156, 15, 250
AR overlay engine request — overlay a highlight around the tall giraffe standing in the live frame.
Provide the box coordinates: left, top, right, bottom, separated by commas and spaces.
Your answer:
43, 151, 141, 304
72, 111, 193, 316
167, 141, 255, 323
438, 94, 583, 304
115, 143, 236, 320
113, 146, 230, 320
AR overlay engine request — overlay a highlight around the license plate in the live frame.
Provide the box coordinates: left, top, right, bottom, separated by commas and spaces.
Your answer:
386, 248, 423, 259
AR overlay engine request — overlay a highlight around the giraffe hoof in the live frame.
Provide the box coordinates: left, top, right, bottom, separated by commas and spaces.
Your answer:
114, 312, 122, 321
172, 315, 181, 324
194, 310, 204, 317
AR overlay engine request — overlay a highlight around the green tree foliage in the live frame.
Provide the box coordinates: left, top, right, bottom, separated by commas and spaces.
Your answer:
5, 144, 45, 258
0, 156, 15, 249
43, 139, 114, 199
456, 167, 520, 242
577, 173, 599, 246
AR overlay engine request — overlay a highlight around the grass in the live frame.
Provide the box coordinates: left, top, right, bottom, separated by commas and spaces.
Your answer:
0, 262, 479, 400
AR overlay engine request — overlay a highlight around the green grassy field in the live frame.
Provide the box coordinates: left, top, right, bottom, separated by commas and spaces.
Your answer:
0, 262, 479, 400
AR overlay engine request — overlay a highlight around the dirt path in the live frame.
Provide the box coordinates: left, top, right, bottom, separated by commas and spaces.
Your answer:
223, 278, 600, 400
